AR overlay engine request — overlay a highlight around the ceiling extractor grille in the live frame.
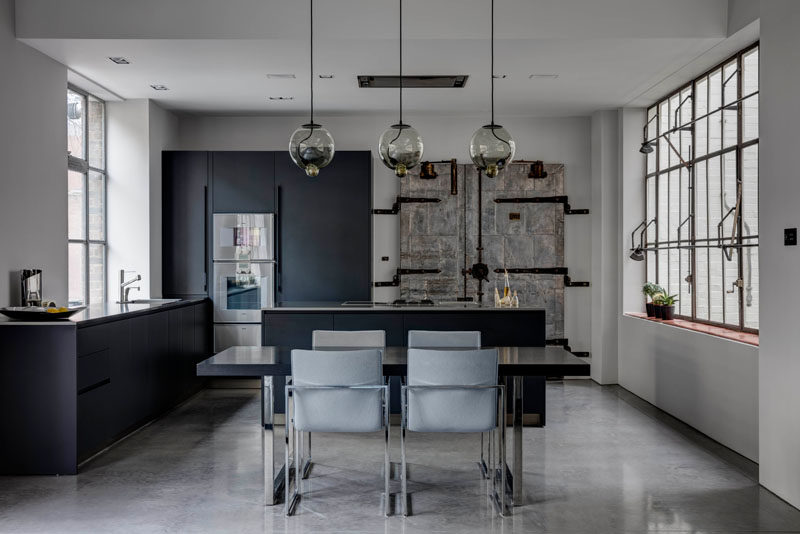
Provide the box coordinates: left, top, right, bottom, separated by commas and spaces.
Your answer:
357, 75, 468, 88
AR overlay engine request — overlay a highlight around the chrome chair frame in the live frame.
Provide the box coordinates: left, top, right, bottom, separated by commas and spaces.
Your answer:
285, 384, 390, 516
400, 384, 507, 517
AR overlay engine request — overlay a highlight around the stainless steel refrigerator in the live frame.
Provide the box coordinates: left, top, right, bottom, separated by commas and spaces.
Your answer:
211, 213, 275, 352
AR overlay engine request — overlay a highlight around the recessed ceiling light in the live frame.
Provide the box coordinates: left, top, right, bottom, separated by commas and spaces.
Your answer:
150, 84, 169, 91
319, 74, 334, 79
108, 56, 130, 65
266, 73, 296, 79
268, 96, 294, 101
529, 74, 559, 80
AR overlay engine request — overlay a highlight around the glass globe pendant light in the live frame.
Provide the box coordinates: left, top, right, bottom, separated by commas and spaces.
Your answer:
378, 0, 423, 178
289, 0, 334, 177
469, 0, 515, 177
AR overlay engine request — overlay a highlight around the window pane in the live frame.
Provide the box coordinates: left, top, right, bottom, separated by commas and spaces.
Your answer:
709, 249, 724, 324
695, 160, 708, 241
743, 94, 759, 143
658, 174, 668, 243
647, 107, 657, 175
742, 144, 759, 237
743, 47, 759, 95
695, 247, 709, 321
89, 243, 105, 304
646, 177, 656, 244
88, 171, 105, 240
744, 246, 759, 330
723, 248, 739, 327
68, 170, 85, 240
88, 96, 105, 169
67, 90, 85, 159
69, 242, 86, 306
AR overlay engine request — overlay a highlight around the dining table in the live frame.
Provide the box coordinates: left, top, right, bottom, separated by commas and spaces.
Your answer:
197, 345, 589, 514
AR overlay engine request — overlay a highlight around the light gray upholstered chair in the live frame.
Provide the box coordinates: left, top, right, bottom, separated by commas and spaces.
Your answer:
302, 330, 386, 480
285, 349, 389, 516
401, 348, 505, 516
407, 330, 481, 348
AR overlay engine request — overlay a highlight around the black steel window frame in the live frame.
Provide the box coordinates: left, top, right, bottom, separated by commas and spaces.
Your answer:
67, 84, 107, 306
644, 42, 759, 333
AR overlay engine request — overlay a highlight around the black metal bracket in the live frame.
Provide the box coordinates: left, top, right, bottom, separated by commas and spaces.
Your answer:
546, 338, 590, 359
492, 268, 589, 287
374, 268, 442, 287
372, 196, 441, 215
493, 195, 589, 215
494, 267, 568, 275
564, 275, 590, 287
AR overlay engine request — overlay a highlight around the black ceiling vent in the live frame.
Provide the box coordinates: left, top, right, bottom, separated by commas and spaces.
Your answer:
357, 75, 468, 88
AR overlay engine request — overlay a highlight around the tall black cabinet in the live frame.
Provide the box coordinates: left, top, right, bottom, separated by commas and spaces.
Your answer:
162, 151, 209, 298
275, 151, 372, 303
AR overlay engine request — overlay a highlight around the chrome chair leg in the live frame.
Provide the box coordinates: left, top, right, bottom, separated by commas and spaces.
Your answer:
383, 388, 390, 517
401, 386, 408, 517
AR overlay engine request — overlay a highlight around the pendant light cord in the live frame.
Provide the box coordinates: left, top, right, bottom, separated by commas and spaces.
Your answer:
310, 0, 314, 125
490, 0, 495, 126
399, 0, 403, 125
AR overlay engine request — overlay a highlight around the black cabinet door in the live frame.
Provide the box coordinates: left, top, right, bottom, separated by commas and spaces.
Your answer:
212, 151, 275, 213
263, 312, 334, 413
275, 151, 372, 303
333, 313, 404, 346
163, 151, 209, 298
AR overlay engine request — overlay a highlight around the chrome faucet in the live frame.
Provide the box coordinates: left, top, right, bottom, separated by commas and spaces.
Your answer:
118, 270, 141, 304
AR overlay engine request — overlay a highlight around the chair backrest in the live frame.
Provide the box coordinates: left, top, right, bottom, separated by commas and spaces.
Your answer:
407, 330, 481, 348
312, 330, 386, 349
406, 348, 498, 433
291, 349, 384, 433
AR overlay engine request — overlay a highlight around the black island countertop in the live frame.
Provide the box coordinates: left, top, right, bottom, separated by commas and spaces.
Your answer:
0, 298, 208, 328
268, 301, 545, 312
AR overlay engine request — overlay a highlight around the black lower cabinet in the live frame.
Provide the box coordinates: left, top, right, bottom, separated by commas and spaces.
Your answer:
74, 300, 213, 465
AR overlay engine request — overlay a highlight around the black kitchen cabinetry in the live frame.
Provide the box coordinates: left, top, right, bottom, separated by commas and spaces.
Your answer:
76, 300, 212, 462
163, 151, 209, 298
164, 150, 372, 303
275, 151, 372, 303
212, 151, 275, 213
0, 299, 213, 475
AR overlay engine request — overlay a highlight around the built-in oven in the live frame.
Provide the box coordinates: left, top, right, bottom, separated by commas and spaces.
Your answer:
213, 213, 274, 261
213, 261, 275, 323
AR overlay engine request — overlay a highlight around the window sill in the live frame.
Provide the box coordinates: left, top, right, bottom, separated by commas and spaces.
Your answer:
624, 312, 759, 347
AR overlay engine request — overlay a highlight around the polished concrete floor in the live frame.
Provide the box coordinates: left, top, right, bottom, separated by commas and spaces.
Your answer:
2, 381, 799, 533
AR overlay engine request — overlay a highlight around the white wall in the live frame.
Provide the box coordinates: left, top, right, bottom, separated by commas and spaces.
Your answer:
0, 0, 67, 305
590, 110, 620, 384
107, 100, 150, 300
107, 99, 178, 300
619, 316, 759, 461
758, 0, 800, 509
176, 112, 593, 353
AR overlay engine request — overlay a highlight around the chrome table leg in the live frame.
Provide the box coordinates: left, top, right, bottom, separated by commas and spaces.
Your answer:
262, 376, 283, 506
512, 375, 524, 505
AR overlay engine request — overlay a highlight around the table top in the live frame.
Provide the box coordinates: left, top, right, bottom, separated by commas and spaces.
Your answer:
196, 346, 589, 378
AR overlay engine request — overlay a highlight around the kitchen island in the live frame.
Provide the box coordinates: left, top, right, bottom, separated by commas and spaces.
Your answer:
0, 298, 212, 475
262, 302, 557, 418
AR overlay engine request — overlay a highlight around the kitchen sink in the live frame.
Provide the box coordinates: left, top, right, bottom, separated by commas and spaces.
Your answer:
128, 298, 182, 305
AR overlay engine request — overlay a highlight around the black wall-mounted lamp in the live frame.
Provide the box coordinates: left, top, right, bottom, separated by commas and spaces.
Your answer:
640, 114, 659, 154
629, 219, 656, 261
528, 160, 548, 179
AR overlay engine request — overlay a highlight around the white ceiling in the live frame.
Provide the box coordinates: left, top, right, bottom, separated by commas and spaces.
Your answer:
17, 0, 755, 116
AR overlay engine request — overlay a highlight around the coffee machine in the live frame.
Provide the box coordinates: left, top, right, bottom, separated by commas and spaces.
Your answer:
20, 269, 42, 307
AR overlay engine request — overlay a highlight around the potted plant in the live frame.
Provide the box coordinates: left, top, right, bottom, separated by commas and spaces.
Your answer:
642, 283, 664, 317
652, 292, 665, 319
661, 294, 678, 320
